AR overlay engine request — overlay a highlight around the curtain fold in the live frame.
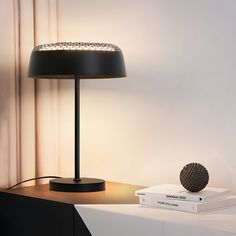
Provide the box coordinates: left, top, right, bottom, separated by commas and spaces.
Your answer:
19, 0, 36, 184
34, 0, 60, 179
0, 0, 21, 187
0, 0, 70, 188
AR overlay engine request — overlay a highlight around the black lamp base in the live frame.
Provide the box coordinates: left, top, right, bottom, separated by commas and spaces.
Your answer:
49, 178, 105, 192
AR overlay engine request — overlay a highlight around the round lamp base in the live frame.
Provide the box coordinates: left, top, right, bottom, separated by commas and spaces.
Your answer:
49, 177, 105, 192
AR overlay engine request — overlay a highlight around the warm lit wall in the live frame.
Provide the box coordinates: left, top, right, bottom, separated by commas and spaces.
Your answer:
58, 0, 236, 191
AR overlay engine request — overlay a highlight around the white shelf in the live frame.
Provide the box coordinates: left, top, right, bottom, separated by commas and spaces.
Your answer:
75, 204, 236, 236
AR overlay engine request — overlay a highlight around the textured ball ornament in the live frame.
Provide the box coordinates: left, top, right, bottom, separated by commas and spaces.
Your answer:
180, 163, 209, 192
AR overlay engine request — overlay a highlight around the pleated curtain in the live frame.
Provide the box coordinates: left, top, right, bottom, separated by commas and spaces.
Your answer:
0, 0, 74, 188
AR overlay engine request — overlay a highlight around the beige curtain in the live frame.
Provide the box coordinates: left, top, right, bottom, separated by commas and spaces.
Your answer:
0, 0, 73, 188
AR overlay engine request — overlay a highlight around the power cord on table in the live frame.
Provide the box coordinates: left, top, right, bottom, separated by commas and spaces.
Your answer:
8, 176, 61, 190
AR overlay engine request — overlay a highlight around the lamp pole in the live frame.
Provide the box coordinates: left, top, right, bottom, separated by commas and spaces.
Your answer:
74, 75, 81, 181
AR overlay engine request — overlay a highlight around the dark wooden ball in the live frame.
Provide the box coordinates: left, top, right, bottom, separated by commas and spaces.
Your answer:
180, 163, 209, 192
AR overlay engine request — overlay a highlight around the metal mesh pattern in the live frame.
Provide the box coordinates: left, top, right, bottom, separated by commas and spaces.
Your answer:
34, 42, 121, 52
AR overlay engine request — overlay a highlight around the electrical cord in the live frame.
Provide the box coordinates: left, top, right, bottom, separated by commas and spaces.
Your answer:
8, 176, 61, 190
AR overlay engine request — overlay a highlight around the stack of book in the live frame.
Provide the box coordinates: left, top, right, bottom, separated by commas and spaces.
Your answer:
135, 184, 236, 213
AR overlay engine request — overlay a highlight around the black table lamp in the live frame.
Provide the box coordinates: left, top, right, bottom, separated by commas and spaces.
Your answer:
28, 42, 126, 192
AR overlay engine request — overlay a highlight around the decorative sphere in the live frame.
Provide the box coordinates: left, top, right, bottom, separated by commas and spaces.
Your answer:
180, 163, 209, 192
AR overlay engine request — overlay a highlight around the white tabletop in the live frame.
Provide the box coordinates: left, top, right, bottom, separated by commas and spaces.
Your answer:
75, 204, 236, 236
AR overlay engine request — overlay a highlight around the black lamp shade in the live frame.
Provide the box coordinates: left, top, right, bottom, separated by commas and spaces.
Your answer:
28, 42, 126, 79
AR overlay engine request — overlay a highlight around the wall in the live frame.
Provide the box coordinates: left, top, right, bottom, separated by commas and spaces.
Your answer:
58, 0, 236, 190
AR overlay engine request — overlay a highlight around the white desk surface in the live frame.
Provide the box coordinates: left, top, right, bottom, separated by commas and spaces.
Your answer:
75, 204, 236, 236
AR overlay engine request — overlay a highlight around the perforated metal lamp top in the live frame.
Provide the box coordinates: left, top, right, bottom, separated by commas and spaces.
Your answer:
34, 42, 121, 52
28, 42, 126, 79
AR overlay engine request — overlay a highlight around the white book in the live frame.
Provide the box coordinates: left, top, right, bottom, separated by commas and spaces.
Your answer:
139, 195, 236, 213
135, 184, 230, 202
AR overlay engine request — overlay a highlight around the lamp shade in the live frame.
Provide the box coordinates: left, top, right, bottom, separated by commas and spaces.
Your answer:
28, 42, 126, 79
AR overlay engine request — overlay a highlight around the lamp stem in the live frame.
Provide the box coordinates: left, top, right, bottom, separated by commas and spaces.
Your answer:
74, 75, 80, 181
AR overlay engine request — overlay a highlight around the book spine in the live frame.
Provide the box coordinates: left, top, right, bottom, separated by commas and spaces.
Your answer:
139, 196, 198, 213
136, 192, 201, 202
